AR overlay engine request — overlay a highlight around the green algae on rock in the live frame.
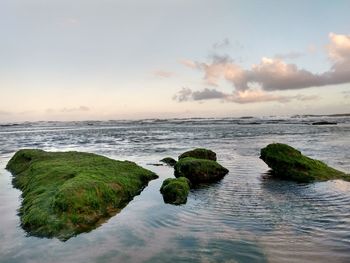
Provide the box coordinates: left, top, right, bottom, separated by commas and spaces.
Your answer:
260, 143, 349, 183
6, 149, 158, 240
174, 157, 228, 184
179, 148, 217, 161
160, 177, 190, 205
160, 157, 177, 167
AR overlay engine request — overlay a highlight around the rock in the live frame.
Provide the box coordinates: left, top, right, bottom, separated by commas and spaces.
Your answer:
179, 148, 217, 161
6, 149, 158, 240
160, 157, 177, 166
174, 157, 228, 184
260, 143, 349, 183
312, 121, 337, 125
160, 177, 190, 205
147, 163, 164, 166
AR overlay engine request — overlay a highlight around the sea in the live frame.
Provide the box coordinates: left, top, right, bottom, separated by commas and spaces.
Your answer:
0, 115, 349, 263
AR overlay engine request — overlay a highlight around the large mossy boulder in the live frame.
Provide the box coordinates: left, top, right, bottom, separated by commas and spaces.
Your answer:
160, 157, 177, 167
179, 148, 217, 161
260, 143, 349, 183
160, 177, 190, 205
6, 149, 158, 240
174, 157, 228, 184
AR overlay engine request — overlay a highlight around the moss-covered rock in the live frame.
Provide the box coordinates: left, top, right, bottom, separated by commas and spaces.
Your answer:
160, 157, 177, 167
260, 143, 349, 183
6, 149, 158, 240
179, 148, 217, 161
174, 157, 228, 184
160, 177, 190, 205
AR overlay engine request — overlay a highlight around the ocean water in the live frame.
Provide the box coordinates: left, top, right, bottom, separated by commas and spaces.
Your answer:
0, 116, 349, 263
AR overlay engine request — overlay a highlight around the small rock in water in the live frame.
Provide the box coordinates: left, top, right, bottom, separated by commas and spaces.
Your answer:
174, 157, 228, 184
175, 148, 228, 184
160, 177, 190, 205
178, 148, 217, 161
160, 157, 177, 166
312, 121, 337, 125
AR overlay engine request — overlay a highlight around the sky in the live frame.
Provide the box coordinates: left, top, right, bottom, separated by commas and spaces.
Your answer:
0, 0, 349, 122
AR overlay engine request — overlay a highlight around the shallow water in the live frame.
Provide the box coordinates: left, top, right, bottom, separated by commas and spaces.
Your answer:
0, 116, 349, 263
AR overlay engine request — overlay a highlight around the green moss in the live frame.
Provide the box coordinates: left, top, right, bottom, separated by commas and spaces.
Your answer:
179, 148, 217, 161
6, 149, 158, 240
174, 157, 228, 184
160, 157, 177, 167
160, 177, 190, 205
260, 143, 349, 183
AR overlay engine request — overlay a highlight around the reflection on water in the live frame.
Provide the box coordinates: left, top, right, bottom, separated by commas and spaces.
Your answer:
0, 117, 349, 262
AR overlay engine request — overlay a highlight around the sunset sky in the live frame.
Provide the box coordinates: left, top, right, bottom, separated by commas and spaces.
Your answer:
1, 0, 349, 122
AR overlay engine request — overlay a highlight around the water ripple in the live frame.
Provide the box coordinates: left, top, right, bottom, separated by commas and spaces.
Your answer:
0, 118, 349, 262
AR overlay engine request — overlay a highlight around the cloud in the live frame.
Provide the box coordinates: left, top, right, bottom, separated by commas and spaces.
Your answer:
153, 70, 174, 78
61, 106, 90, 113
248, 57, 325, 91
308, 44, 317, 53
173, 87, 319, 104
328, 33, 350, 63
176, 33, 350, 103
199, 56, 328, 91
213, 38, 230, 49
172, 87, 193, 102
0, 110, 11, 115
292, 94, 319, 101
46, 106, 90, 113
192, 88, 227, 100
228, 90, 290, 103
173, 87, 224, 102
178, 59, 197, 69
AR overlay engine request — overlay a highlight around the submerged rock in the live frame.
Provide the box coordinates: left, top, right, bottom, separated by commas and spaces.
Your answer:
260, 143, 349, 183
6, 149, 158, 240
160, 157, 177, 167
174, 157, 228, 184
179, 148, 217, 161
160, 177, 190, 205
312, 121, 337, 125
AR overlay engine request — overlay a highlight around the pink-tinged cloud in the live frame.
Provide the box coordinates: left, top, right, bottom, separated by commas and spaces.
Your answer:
153, 70, 174, 78
328, 33, 350, 63
176, 33, 350, 103
179, 59, 197, 69
226, 90, 290, 104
